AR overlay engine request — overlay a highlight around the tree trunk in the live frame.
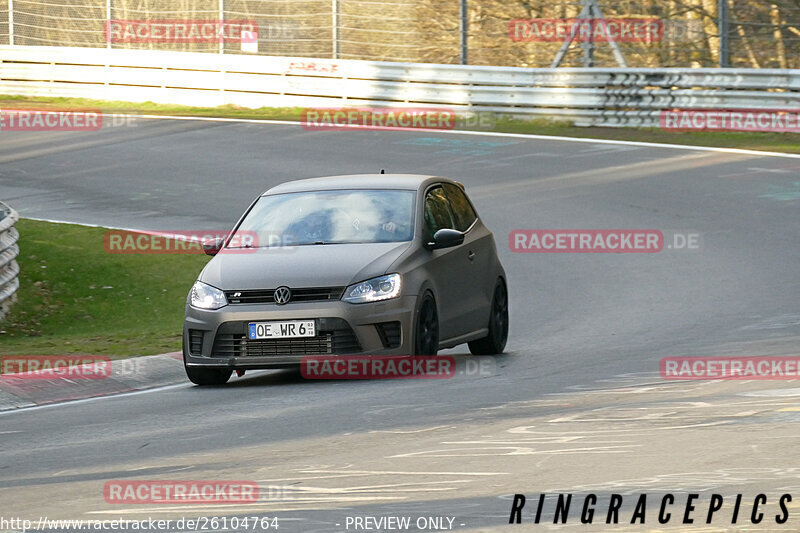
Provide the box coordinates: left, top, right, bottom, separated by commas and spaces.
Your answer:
770, 3, 788, 68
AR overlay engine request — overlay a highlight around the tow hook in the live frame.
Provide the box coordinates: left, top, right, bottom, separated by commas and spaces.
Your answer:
236, 369, 246, 377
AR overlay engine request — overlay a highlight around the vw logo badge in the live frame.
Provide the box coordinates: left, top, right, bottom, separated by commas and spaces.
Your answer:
274, 286, 292, 305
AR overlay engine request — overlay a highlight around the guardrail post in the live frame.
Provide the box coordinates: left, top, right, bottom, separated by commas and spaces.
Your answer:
718, 0, 730, 67
459, 0, 468, 65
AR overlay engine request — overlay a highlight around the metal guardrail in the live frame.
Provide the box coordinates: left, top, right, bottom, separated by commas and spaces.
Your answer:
0, 45, 798, 127
0, 201, 19, 322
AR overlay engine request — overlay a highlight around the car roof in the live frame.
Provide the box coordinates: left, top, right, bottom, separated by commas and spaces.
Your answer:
262, 174, 457, 195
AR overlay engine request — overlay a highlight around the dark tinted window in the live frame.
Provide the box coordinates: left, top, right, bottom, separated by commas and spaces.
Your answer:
423, 186, 456, 241
443, 183, 477, 232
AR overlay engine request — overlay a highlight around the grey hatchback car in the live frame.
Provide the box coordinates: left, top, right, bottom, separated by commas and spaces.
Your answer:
183, 174, 508, 385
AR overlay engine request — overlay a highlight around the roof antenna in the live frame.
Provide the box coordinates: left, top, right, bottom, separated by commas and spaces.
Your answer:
380, 169, 385, 174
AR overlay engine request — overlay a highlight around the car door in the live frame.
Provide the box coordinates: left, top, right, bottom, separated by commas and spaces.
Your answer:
442, 182, 494, 335
422, 185, 473, 341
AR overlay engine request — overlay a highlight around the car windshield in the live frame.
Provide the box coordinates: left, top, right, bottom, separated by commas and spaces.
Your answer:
231, 189, 415, 247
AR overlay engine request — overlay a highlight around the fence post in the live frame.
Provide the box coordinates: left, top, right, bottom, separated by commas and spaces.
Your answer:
219, 0, 224, 54
332, 0, 340, 59
8, 0, 13, 45
459, 0, 468, 64
106, 0, 111, 49
718, 0, 730, 67
580, 0, 594, 67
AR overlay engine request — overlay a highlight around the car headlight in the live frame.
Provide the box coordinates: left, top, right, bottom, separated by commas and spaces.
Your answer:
190, 281, 228, 310
342, 273, 401, 304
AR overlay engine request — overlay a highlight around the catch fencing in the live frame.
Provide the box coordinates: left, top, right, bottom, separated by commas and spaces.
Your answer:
0, 0, 798, 68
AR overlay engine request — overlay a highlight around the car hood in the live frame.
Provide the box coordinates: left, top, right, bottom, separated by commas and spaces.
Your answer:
199, 241, 412, 290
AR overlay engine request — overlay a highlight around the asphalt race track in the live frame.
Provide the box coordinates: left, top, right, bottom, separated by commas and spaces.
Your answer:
1, 119, 799, 531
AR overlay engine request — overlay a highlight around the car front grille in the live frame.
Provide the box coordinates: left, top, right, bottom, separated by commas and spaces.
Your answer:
211, 318, 361, 357
224, 287, 344, 305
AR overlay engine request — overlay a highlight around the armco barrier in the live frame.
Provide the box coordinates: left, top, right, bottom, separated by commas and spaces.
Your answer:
0, 201, 19, 322
0, 45, 798, 127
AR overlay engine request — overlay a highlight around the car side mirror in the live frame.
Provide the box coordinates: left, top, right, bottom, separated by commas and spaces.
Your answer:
202, 237, 225, 256
426, 228, 465, 250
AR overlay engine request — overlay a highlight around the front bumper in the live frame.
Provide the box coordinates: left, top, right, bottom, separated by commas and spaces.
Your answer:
183, 296, 417, 370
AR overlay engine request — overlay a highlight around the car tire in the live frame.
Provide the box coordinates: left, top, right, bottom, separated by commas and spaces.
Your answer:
414, 292, 439, 356
468, 279, 508, 355
185, 364, 232, 386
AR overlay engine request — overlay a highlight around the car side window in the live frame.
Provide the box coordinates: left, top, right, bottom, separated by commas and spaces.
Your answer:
443, 183, 477, 232
423, 186, 456, 242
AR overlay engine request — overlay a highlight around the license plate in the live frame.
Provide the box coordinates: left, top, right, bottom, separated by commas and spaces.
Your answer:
248, 320, 315, 339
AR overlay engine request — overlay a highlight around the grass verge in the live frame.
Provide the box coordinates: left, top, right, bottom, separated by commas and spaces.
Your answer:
1, 219, 210, 359
1, 95, 798, 154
